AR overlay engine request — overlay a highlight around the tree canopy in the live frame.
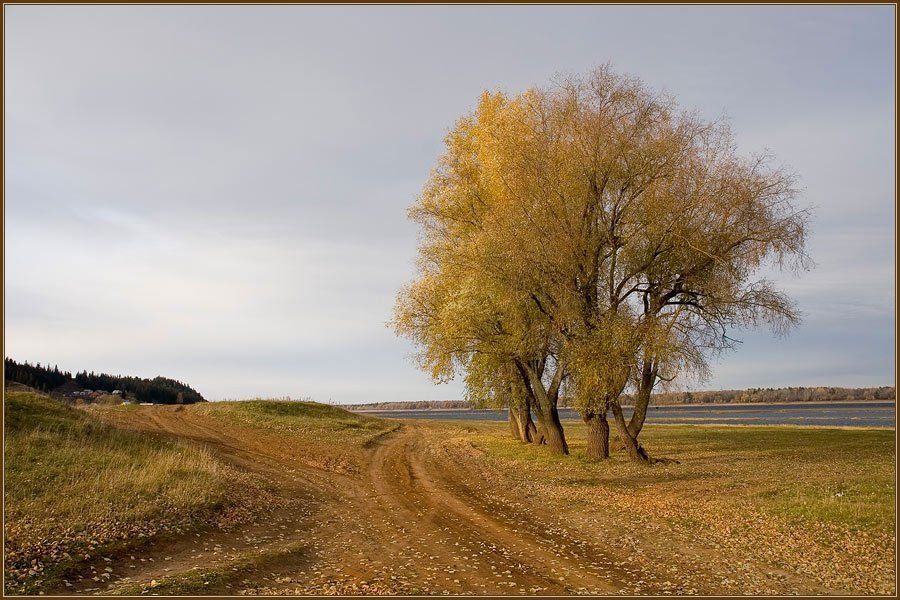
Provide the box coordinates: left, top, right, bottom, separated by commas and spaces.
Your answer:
394, 65, 810, 462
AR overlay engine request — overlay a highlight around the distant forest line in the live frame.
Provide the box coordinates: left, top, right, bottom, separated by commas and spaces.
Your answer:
3, 357, 205, 404
347, 386, 896, 411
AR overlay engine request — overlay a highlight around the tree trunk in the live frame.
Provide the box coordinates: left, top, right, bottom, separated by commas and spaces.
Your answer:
628, 360, 655, 438
526, 417, 538, 443
515, 359, 568, 454
508, 405, 535, 443
516, 406, 535, 443
532, 417, 547, 445
508, 406, 522, 440
610, 401, 650, 464
538, 405, 569, 455
628, 392, 649, 438
528, 394, 547, 445
612, 361, 656, 453
583, 410, 610, 460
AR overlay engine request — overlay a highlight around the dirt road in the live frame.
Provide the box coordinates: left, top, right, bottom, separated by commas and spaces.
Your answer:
52, 407, 634, 595
53, 405, 859, 596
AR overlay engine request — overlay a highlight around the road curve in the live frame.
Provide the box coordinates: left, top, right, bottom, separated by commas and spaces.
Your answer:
58, 406, 642, 595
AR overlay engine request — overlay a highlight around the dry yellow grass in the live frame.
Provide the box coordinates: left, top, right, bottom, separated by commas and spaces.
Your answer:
3, 391, 255, 594
191, 399, 396, 444
187, 400, 399, 474
458, 420, 896, 594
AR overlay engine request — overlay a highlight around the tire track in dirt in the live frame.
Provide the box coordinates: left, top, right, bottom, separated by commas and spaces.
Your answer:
405, 432, 645, 593
371, 427, 688, 594
53, 407, 330, 595
364, 429, 571, 593
56, 406, 655, 595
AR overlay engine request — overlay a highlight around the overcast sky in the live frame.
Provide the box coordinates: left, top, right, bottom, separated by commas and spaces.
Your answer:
4, 5, 895, 402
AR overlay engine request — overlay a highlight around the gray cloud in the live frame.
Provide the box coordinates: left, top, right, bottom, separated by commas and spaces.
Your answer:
4, 5, 894, 401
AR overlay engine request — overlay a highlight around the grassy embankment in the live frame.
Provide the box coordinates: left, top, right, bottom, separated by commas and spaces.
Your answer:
2, 391, 263, 594
462, 420, 896, 594
3, 392, 395, 595
97, 399, 398, 476
102, 400, 397, 596
191, 399, 398, 449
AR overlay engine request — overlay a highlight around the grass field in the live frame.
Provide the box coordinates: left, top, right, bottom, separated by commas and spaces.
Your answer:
3, 391, 262, 594
472, 421, 896, 530
460, 420, 896, 594
191, 399, 397, 446
94, 399, 400, 478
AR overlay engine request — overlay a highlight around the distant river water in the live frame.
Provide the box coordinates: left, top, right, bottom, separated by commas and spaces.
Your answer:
356, 400, 896, 428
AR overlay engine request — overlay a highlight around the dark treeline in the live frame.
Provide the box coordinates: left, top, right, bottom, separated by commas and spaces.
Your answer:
637, 386, 895, 405
4, 358, 205, 404
74, 372, 205, 404
3, 358, 72, 392
349, 386, 895, 411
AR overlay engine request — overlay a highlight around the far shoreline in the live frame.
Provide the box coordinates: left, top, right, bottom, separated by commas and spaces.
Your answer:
349, 398, 896, 413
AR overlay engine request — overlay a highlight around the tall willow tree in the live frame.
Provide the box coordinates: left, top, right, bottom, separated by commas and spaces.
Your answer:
395, 65, 810, 463
392, 92, 571, 454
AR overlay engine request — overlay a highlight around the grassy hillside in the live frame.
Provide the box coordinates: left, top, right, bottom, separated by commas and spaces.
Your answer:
195, 400, 396, 442
189, 400, 399, 475
3, 392, 251, 594
4, 395, 398, 595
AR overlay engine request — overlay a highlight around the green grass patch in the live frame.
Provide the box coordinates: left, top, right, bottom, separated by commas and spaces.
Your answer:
756, 477, 896, 530
194, 400, 396, 446
3, 391, 237, 594
471, 421, 896, 532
